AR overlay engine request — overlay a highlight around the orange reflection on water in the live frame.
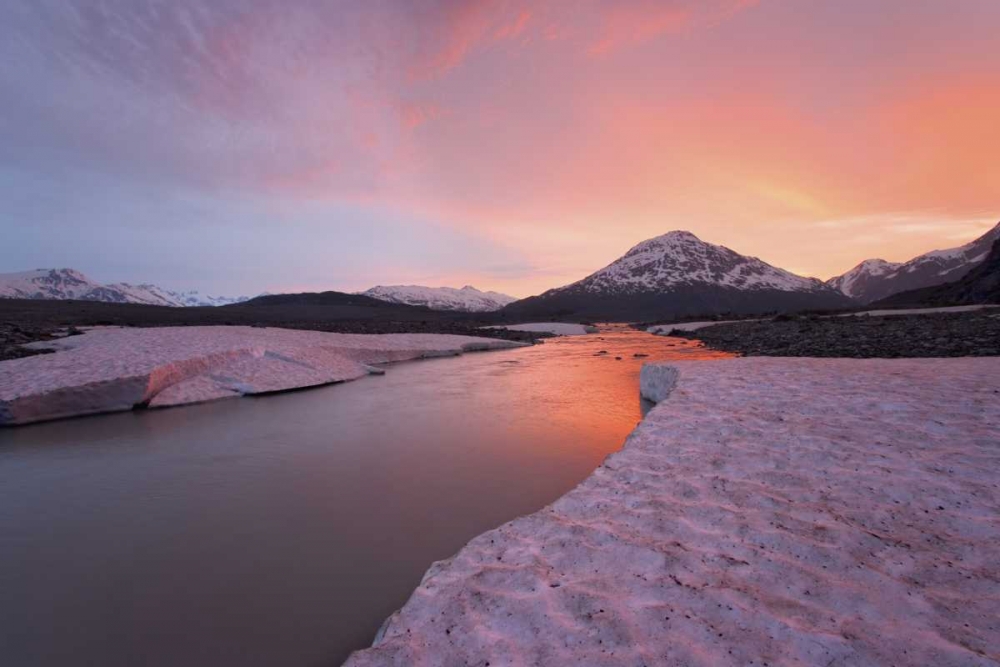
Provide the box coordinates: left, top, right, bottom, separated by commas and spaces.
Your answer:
480, 324, 735, 459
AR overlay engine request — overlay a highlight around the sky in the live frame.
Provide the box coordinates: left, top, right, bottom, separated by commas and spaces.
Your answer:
1, 0, 998, 298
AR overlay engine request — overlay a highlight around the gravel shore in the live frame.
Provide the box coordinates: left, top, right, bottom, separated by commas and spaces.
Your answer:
667, 310, 1000, 358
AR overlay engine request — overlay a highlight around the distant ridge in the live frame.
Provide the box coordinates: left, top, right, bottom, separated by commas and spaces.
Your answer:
826, 221, 1000, 304
874, 238, 1000, 307
0, 268, 248, 307
240, 291, 420, 308
361, 285, 517, 312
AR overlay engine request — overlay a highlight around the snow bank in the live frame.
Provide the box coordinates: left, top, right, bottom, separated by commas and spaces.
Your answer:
347, 357, 1000, 667
647, 319, 753, 334
489, 323, 598, 336
845, 304, 1000, 318
638, 364, 679, 403
0, 327, 525, 425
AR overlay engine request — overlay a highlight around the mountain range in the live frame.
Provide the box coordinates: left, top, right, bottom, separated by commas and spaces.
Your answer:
0, 269, 248, 307
3, 222, 997, 317
503, 224, 999, 320
825, 222, 1000, 304
0, 269, 513, 313
360, 285, 516, 312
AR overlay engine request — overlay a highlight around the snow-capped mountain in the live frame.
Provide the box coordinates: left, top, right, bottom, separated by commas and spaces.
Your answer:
0, 269, 97, 301
826, 259, 902, 300
568, 231, 831, 294
0, 269, 248, 307
877, 238, 1000, 307
503, 230, 853, 321
826, 222, 1000, 304
151, 289, 250, 307
361, 285, 517, 312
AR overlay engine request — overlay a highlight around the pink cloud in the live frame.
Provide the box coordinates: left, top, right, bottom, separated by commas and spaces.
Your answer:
589, 0, 760, 55
399, 102, 446, 130
403, 1, 760, 77
589, 5, 692, 55
405, 1, 510, 81
494, 9, 533, 40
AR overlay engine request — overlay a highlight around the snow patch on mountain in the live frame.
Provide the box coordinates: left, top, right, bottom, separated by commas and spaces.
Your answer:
361, 285, 517, 312
0, 269, 248, 307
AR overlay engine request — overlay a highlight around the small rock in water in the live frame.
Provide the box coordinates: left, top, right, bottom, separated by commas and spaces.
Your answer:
615, 356, 622, 360
633, 353, 649, 358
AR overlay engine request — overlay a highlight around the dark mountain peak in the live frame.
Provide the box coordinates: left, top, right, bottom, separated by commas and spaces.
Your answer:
859, 258, 896, 268
502, 231, 852, 321
624, 230, 702, 254
827, 221, 1000, 303
980, 220, 1000, 239
650, 229, 702, 243
875, 237, 1000, 307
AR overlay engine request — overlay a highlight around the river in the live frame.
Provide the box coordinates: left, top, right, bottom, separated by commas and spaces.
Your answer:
0, 327, 728, 666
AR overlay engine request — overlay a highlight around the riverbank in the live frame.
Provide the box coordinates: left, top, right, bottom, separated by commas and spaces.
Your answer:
0, 326, 526, 425
346, 356, 1000, 666
486, 322, 599, 336
661, 309, 1000, 357
0, 298, 548, 362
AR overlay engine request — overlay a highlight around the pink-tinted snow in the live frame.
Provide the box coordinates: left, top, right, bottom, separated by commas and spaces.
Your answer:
0, 326, 525, 425
347, 357, 1000, 667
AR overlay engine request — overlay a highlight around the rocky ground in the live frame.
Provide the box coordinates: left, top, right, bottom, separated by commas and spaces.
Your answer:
667, 310, 1000, 357
0, 323, 68, 361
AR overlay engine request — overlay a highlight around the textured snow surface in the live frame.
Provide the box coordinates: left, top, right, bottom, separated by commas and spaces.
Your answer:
0, 327, 524, 425
490, 323, 598, 336
0, 268, 248, 307
362, 285, 517, 312
347, 357, 1000, 667
556, 231, 832, 296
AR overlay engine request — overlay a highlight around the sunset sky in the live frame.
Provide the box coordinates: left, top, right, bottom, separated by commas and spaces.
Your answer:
2, 0, 998, 297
